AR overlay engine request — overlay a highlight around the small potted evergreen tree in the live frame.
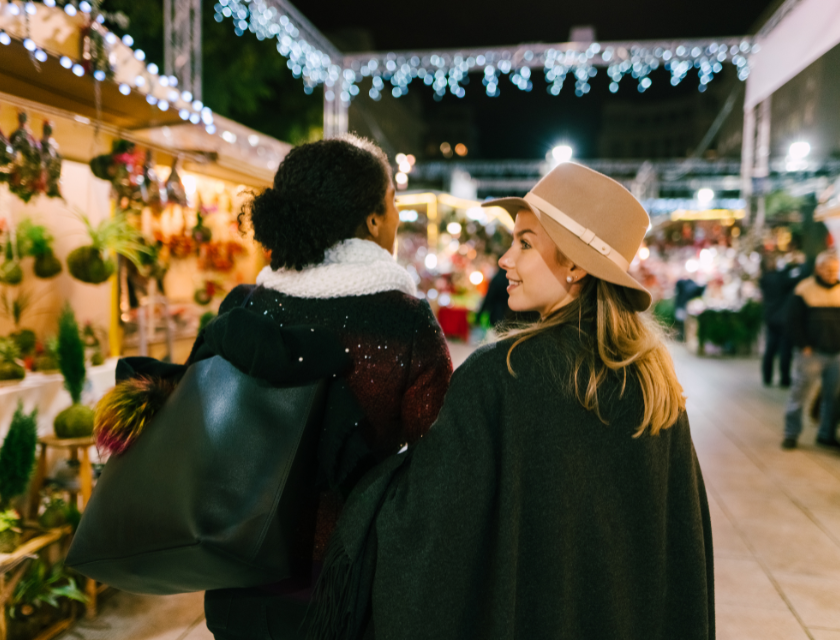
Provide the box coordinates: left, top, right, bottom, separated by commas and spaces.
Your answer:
53, 306, 94, 438
0, 401, 37, 551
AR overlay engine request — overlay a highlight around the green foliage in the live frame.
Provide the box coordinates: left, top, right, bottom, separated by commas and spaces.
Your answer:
0, 508, 20, 532
101, 0, 322, 144
67, 246, 114, 284
57, 305, 86, 404
16, 219, 54, 258
38, 495, 81, 531
0, 257, 22, 285
0, 509, 21, 552
0, 402, 38, 506
652, 297, 677, 328
766, 190, 805, 217
0, 336, 21, 363
74, 210, 148, 268
9, 561, 88, 619
198, 311, 217, 333
0, 288, 31, 326
11, 329, 36, 356
697, 301, 764, 354
53, 404, 94, 438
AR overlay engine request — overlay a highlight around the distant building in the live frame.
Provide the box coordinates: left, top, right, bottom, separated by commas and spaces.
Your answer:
598, 77, 735, 160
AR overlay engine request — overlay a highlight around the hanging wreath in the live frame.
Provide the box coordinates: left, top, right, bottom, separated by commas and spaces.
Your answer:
90, 140, 147, 212
0, 113, 63, 203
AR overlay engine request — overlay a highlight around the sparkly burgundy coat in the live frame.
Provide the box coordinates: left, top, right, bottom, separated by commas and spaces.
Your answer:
218, 284, 453, 559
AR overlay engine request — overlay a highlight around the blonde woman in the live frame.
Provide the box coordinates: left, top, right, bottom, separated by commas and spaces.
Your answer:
310, 163, 714, 640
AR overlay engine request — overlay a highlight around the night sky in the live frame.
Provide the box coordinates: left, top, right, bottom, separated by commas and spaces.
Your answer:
299, 0, 780, 158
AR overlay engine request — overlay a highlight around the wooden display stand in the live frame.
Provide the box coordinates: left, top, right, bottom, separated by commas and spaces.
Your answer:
23, 435, 103, 624
0, 526, 73, 640
28, 436, 96, 515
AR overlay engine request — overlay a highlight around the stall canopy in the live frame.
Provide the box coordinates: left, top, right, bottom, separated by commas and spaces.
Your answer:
745, 0, 840, 110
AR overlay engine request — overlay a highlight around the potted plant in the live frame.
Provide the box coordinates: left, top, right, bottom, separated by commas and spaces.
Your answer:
33, 336, 59, 373
0, 337, 25, 382
67, 211, 147, 285
53, 306, 94, 438
17, 218, 62, 279
0, 401, 38, 517
7, 560, 87, 639
1, 289, 36, 362
0, 237, 23, 285
0, 509, 21, 553
37, 493, 81, 531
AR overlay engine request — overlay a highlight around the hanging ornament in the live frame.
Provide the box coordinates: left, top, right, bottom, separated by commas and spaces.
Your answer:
191, 199, 212, 247
165, 160, 187, 207
0, 113, 12, 177
17, 219, 62, 279
139, 151, 166, 212
90, 140, 145, 211
39, 121, 62, 199
8, 112, 43, 203
81, 20, 114, 80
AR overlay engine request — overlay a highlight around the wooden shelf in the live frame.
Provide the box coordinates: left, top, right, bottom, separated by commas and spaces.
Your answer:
31, 616, 74, 640
0, 527, 72, 575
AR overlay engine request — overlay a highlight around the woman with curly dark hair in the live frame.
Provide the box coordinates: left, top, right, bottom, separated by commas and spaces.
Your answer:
203, 135, 453, 639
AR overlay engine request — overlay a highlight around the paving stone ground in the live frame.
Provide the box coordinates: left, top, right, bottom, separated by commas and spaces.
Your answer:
57, 344, 840, 640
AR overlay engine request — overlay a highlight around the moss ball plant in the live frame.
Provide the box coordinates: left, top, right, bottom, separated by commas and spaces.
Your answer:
53, 305, 93, 438
54, 404, 95, 439
67, 212, 146, 285
0, 509, 21, 553
11, 329, 36, 356
0, 338, 25, 381
17, 219, 62, 279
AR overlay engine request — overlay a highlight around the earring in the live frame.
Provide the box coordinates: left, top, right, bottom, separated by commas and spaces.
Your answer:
566, 276, 574, 283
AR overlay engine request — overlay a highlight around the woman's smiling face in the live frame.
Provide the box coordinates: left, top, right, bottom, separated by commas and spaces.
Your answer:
498, 209, 583, 317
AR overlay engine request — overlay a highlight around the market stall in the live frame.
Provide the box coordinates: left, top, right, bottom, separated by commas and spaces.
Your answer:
395, 191, 512, 341
0, 5, 290, 637
639, 205, 762, 354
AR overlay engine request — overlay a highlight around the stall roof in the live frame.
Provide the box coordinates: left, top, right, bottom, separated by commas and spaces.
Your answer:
0, 4, 290, 187
0, 38, 184, 129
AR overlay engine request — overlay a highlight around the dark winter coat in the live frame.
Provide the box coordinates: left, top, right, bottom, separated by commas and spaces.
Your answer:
203, 284, 452, 639
787, 275, 840, 354
311, 323, 715, 640
760, 265, 806, 326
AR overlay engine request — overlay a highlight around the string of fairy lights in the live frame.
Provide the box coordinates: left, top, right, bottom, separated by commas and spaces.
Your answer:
213, 0, 757, 104
0, 0, 760, 127
0, 0, 214, 130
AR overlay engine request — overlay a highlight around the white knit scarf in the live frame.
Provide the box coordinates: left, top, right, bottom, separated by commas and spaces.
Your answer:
255, 238, 417, 299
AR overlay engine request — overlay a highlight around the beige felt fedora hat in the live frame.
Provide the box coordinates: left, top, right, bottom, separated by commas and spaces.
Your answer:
483, 162, 652, 311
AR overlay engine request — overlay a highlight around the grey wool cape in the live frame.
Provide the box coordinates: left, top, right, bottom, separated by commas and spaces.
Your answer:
310, 324, 715, 640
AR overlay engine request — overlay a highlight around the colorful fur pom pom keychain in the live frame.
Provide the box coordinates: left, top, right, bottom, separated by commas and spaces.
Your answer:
94, 376, 178, 455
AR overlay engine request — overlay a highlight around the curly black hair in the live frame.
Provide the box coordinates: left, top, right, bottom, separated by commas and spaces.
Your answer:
242, 135, 392, 271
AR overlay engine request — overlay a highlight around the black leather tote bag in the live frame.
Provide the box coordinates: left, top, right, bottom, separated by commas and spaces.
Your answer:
66, 354, 326, 595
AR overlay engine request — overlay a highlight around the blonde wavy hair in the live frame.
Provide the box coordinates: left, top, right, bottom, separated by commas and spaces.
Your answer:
501, 277, 685, 437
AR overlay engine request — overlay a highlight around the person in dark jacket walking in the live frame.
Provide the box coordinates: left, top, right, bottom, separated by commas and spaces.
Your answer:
478, 266, 510, 327
311, 162, 713, 640
782, 251, 840, 450
759, 254, 806, 387
202, 135, 453, 639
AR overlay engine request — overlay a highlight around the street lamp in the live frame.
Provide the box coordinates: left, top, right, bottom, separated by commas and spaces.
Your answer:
697, 188, 715, 206
788, 141, 810, 160
551, 145, 573, 163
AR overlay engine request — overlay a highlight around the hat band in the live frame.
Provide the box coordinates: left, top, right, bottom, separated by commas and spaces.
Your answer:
524, 192, 631, 272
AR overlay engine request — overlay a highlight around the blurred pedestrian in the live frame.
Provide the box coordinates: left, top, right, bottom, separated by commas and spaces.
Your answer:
674, 275, 705, 341
478, 266, 510, 327
782, 251, 840, 450
759, 255, 800, 387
